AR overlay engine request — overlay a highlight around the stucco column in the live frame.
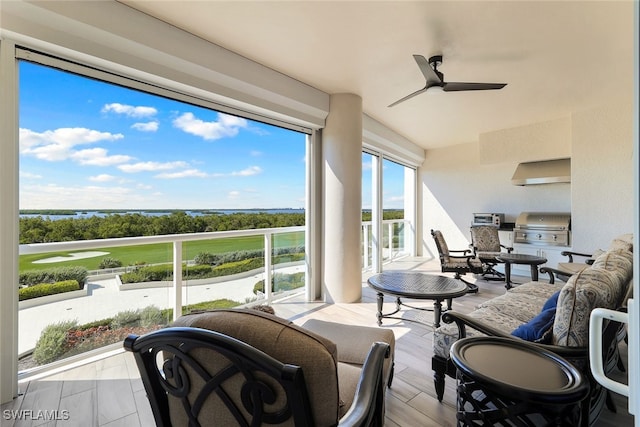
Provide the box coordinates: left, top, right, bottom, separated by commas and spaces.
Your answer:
323, 93, 363, 303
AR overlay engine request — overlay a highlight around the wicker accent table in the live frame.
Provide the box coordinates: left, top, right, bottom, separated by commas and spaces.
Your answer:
450, 337, 589, 426
367, 271, 468, 328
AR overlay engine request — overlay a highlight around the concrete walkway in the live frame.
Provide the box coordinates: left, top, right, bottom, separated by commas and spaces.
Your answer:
19, 265, 305, 355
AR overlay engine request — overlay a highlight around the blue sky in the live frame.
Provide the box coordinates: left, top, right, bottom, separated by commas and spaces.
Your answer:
19, 60, 404, 210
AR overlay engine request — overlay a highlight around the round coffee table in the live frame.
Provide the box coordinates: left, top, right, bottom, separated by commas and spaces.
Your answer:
450, 337, 588, 425
496, 253, 547, 289
367, 271, 468, 328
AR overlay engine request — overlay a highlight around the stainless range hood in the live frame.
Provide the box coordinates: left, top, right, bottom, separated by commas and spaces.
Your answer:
511, 158, 571, 186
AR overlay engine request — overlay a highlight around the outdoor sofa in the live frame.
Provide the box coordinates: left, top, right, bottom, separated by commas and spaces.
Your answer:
432, 234, 633, 426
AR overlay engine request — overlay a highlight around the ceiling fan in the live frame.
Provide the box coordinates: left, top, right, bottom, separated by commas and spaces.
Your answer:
388, 55, 507, 107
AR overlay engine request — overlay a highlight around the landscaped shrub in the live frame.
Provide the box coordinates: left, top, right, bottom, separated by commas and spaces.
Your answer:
32, 320, 78, 365
98, 257, 122, 269
30, 299, 242, 366
253, 272, 305, 294
120, 259, 263, 284
182, 298, 240, 313
18, 280, 80, 301
184, 264, 214, 279
111, 310, 141, 328
19, 266, 88, 288
273, 253, 305, 264
139, 305, 164, 328
212, 258, 263, 277
194, 252, 221, 265
119, 265, 172, 283
119, 264, 214, 283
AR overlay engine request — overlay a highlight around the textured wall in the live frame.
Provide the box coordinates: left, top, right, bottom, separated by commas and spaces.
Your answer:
420, 100, 633, 256
571, 101, 634, 251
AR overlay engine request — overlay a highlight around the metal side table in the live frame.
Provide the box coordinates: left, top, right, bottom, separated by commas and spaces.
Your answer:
450, 337, 589, 426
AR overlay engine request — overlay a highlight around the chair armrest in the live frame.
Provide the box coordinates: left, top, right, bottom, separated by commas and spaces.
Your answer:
538, 266, 558, 283
442, 311, 511, 340
449, 254, 474, 260
560, 250, 593, 263
449, 249, 472, 255
338, 342, 390, 427
500, 244, 514, 253
441, 311, 588, 360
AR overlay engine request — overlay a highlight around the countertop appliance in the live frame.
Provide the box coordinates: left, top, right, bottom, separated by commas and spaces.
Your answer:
514, 212, 571, 246
472, 213, 504, 227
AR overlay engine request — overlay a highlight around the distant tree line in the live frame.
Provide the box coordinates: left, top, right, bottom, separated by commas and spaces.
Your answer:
20, 210, 403, 244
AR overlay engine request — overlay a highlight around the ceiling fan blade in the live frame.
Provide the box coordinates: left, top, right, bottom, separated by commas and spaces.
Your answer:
413, 54, 442, 86
443, 82, 507, 92
388, 87, 428, 107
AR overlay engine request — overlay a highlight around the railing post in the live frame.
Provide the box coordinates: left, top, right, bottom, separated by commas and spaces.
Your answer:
387, 222, 394, 259
362, 224, 369, 269
173, 241, 183, 320
264, 233, 272, 301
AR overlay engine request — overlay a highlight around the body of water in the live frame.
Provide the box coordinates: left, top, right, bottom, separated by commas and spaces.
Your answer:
20, 209, 306, 221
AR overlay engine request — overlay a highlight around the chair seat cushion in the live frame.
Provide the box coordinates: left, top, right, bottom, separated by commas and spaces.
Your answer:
301, 319, 395, 387
337, 362, 361, 418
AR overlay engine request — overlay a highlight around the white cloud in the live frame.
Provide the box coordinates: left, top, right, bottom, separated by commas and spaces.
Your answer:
20, 183, 136, 209
118, 161, 189, 173
155, 169, 208, 179
131, 121, 159, 132
173, 112, 248, 140
102, 103, 157, 118
20, 171, 42, 179
71, 148, 133, 166
20, 127, 124, 162
250, 150, 263, 157
89, 174, 116, 182
231, 166, 262, 176
228, 191, 240, 199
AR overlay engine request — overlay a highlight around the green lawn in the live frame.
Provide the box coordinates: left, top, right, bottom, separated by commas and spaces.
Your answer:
20, 232, 305, 272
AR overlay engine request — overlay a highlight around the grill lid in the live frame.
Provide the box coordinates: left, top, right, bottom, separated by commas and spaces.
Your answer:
515, 212, 571, 230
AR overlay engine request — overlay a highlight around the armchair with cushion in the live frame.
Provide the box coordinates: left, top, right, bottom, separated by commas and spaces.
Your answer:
554, 234, 632, 282
124, 308, 392, 427
431, 229, 484, 293
469, 225, 513, 281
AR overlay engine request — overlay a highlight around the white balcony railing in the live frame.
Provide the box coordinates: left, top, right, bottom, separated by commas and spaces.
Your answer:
17, 219, 410, 375
361, 219, 410, 270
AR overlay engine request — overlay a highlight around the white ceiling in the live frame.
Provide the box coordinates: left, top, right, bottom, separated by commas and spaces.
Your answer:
121, 1, 635, 150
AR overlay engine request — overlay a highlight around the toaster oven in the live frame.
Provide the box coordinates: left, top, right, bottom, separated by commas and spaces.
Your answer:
472, 213, 504, 227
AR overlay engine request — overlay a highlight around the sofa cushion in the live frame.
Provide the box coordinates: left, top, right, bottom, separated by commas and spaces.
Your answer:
511, 307, 556, 342
510, 291, 559, 342
591, 250, 633, 305
552, 267, 623, 347
171, 309, 340, 426
476, 291, 550, 323
609, 233, 633, 252
506, 281, 564, 300
433, 307, 525, 359
542, 290, 561, 311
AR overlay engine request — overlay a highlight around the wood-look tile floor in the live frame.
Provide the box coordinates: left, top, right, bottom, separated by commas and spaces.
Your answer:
2, 257, 633, 426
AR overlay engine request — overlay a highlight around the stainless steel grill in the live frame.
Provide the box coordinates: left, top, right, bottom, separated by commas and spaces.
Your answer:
514, 212, 571, 246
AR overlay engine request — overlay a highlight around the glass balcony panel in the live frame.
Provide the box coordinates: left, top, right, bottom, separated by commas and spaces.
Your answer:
270, 230, 306, 300
181, 236, 266, 314
18, 242, 173, 372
